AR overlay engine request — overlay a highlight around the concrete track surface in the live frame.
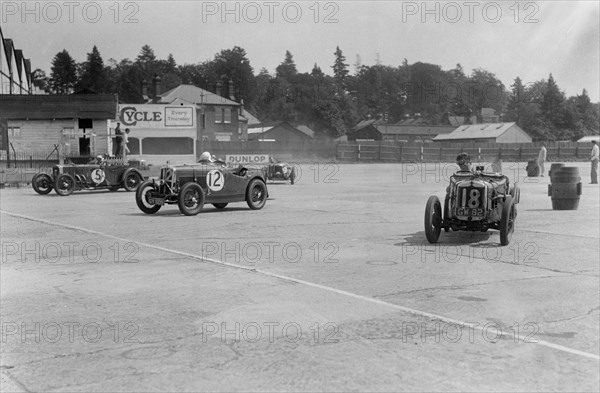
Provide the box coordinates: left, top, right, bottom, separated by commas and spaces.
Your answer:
1, 162, 599, 392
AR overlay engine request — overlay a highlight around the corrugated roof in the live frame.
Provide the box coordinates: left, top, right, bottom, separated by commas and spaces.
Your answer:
577, 135, 600, 143
433, 122, 517, 141
0, 94, 118, 119
158, 84, 240, 106
375, 124, 456, 136
247, 126, 273, 134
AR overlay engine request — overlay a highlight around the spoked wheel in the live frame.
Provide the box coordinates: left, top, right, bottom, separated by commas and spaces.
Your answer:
32, 173, 53, 194
500, 195, 515, 246
212, 203, 228, 209
54, 174, 76, 196
178, 182, 205, 216
136, 180, 161, 214
424, 195, 442, 243
123, 169, 143, 191
246, 179, 267, 210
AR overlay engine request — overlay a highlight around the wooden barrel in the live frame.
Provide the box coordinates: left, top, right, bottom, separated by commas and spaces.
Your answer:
547, 167, 582, 210
526, 160, 539, 177
548, 163, 565, 180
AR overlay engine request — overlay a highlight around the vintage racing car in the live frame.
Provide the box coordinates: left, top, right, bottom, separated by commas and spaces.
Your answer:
32, 157, 145, 196
135, 162, 268, 216
265, 156, 296, 184
424, 166, 520, 246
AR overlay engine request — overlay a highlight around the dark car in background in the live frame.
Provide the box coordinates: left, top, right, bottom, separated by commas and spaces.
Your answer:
32, 157, 145, 196
265, 156, 296, 184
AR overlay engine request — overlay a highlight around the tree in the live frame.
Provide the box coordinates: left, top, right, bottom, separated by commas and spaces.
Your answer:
275, 50, 297, 80
540, 73, 566, 129
75, 45, 106, 93
31, 68, 49, 93
50, 49, 77, 94
332, 46, 349, 87
203, 46, 255, 103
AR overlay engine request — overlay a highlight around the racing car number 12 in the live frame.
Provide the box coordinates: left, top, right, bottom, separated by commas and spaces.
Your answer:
207, 170, 224, 191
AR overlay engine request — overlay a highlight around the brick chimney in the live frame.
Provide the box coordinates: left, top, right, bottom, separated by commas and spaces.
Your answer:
141, 79, 149, 101
152, 74, 162, 101
216, 80, 223, 97
228, 79, 235, 101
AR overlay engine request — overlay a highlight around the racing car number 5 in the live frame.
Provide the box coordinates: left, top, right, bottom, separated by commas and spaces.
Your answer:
207, 170, 224, 191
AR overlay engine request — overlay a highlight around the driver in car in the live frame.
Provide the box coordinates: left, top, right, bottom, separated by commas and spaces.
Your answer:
456, 152, 472, 172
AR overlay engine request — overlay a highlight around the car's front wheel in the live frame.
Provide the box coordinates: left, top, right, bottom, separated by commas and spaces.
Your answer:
178, 182, 205, 216
136, 180, 161, 214
32, 173, 53, 194
424, 195, 442, 243
500, 195, 515, 246
54, 174, 75, 196
246, 179, 267, 210
290, 168, 296, 185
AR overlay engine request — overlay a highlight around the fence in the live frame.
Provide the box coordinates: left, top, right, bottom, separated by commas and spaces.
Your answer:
336, 141, 593, 163
0, 149, 59, 169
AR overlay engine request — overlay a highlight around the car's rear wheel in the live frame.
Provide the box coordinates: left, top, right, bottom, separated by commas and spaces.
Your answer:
246, 179, 267, 210
178, 182, 205, 216
54, 174, 75, 196
213, 203, 228, 209
500, 195, 515, 246
32, 173, 53, 194
136, 180, 161, 214
424, 195, 442, 243
123, 169, 143, 192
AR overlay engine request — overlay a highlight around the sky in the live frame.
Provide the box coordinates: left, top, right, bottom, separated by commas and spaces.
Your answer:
1, 0, 599, 101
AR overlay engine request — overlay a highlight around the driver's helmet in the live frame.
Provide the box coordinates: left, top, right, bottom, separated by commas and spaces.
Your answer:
96, 155, 105, 163
199, 151, 213, 162
456, 152, 471, 171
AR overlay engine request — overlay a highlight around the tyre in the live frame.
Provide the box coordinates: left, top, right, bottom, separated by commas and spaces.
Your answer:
246, 179, 267, 210
290, 168, 296, 185
136, 180, 161, 214
32, 173, 53, 194
54, 174, 75, 196
212, 203, 228, 209
178, 182, 205, 216
500, 195, 515, 246
443, 196, 450, 232
424, 195, 442, 243
123, 169, 143, 192
509, 184, 520, 204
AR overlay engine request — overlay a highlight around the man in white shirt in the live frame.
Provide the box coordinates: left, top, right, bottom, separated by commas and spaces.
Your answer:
591, 140, 599, 184
537, 143, 547, 177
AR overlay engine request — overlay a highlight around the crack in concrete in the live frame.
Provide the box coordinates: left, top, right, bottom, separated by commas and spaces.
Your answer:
542, 306, 600, 324
374, 274, 568, 298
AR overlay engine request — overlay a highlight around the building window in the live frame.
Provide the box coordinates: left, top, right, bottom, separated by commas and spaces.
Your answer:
215, 133, 231, 141
142, 137, 194, 154
8, 127, 21, 137
214, 107, 232, 124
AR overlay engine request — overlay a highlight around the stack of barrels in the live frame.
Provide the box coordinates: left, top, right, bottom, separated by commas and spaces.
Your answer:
548, 163, 582, 210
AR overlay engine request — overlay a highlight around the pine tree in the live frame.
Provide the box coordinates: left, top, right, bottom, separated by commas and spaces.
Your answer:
275, 50, 297, 79
76, 45, 106, 93
50, 49, 77, 94
541, 73, 565, 129
332, 46, 349, 85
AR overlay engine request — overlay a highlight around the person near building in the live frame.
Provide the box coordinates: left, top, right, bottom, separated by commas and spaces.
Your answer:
113, 122, 122, 157
537, 143, 547, 177
591, 140, 599, 184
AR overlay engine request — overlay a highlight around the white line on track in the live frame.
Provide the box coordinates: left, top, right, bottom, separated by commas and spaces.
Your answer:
2, 209, 599, 361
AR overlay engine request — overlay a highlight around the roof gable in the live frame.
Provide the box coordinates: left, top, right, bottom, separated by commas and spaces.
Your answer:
159, 84, 239, 106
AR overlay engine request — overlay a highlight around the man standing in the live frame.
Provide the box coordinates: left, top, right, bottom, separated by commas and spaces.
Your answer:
113, 122, 122, 157
537, 142, 547, 177
591, 140, 599, 184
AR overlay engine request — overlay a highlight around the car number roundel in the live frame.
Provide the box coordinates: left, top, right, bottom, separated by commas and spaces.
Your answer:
91, 169, 106, 184
206, 170, 224, 191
